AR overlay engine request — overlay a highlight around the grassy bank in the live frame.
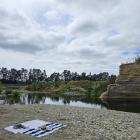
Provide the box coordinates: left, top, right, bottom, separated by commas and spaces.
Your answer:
26, 80, 108, 98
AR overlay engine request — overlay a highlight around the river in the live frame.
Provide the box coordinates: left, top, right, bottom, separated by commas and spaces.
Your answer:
0, 93, 140, 113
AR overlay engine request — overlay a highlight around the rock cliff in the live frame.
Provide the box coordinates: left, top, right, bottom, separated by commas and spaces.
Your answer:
100, 61, 140, 100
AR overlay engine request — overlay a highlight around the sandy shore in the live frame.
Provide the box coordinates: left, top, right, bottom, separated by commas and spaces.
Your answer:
0, 105, 140, 140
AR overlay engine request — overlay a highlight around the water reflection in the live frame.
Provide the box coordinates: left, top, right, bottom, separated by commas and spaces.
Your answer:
20, 94, 46, 104
0, 94, 20, 104
1, 93, 140, 113
103, 99, 140, 113
0, 93, 106, 109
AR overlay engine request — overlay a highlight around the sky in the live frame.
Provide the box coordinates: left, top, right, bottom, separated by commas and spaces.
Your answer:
0, 0, 140, 75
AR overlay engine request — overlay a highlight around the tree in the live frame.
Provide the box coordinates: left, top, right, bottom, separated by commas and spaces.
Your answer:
0, 67, 116, 84
62, 70, 71, 82
81, 72, 86, 80
109, 75, 117, 84
135, 55, 140, 64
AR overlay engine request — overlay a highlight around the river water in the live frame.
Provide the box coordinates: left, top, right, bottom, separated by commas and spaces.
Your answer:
0, 93, 106, 109
0, 93, 140, 113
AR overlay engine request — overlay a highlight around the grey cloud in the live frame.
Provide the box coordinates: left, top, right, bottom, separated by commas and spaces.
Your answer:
0, 40, 40, 53
79, 49, 106, 59
0, 7, 65, 54
62, 60, 86, 65
69, 20, 99, 36
0, 0, 140, 74
59, 0, 120, 13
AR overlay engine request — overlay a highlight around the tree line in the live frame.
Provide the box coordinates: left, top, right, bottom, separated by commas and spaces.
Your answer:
0, 68, 116, 84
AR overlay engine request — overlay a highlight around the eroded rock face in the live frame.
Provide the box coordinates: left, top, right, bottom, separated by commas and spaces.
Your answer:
100, 63, 140, 100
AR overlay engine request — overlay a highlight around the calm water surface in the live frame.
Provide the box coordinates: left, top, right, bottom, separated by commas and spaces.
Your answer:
0, 93, 106, 109
1, 93, 140, 113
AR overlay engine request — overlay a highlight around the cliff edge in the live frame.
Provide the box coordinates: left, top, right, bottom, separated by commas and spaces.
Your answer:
100, 61, 140, 100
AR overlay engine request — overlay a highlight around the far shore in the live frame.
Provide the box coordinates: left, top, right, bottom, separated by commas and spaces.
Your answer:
0, 104, 140, 140
17, 89, 89, 98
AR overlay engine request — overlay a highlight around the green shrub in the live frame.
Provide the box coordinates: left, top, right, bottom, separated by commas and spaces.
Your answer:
135, 56, 140, 64
25, 80, 109, 98
0, 89, 1, 93
26, 82, 53, 91
0, 82, 2, 94
5, 90, 13, 95
85, 81, 108, 98
4, 89, 20, 96
67, 80, 92, 89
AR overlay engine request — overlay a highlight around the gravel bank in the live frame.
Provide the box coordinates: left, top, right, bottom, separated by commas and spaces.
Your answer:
0, 105, 140, 140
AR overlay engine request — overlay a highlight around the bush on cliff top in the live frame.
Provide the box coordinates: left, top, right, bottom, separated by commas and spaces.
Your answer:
0, 82, 3, 94
135, 56, 140, 64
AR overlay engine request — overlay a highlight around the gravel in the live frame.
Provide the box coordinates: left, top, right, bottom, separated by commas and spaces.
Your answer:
0, 104, 140, 140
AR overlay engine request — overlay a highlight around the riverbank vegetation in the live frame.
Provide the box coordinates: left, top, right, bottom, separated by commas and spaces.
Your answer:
26, 80, 111, 98
0, 68, 116, 98
0, 82, 2, 94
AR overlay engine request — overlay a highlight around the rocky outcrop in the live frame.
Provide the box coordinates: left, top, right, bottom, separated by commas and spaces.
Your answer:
100, 62, 140, 100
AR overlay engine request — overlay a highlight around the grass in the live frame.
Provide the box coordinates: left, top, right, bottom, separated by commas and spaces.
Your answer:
0, 82, 21, 98
0, 80, 109, 98
26, 83, 47, 91
26, 80, 109, 98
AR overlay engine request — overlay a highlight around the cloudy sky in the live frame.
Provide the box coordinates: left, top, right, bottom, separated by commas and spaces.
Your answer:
0, 0, 140, 75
